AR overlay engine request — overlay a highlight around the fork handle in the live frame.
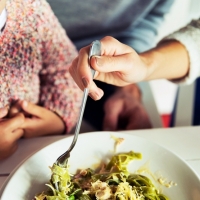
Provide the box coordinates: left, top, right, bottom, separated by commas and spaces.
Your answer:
67, 40, 101, 151
68, 88, 89, 152
56, 41, 101, 167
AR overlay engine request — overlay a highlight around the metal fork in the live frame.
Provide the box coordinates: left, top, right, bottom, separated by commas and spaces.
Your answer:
55, 40, 101, 168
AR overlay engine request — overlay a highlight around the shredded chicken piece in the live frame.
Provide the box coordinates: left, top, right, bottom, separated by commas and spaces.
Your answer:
115, 181, 144, 200
91, 180, 112, 199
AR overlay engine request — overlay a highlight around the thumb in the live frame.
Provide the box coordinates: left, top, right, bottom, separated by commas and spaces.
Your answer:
103, 98, 123, 131
90, 36, 134, 73
90, 54, 131, 73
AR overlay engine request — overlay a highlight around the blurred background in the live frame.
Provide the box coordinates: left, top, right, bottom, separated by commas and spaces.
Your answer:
149, 0, 200, 127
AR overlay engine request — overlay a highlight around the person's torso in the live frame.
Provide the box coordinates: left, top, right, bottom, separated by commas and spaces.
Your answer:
0, 0, 55, 108
47, 0, 160, 48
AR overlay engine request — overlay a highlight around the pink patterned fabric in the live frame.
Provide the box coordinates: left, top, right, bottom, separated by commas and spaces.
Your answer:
0, 0, 82, 133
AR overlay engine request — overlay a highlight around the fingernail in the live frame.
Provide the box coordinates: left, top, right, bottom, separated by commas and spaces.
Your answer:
98, 89, 104, 98
90, 90, 103, 100
89, 92, 100, 100
89, 89, 104, 100
23, 100, 28, 107
95, 56, 103, 66
82, 77, 89, 88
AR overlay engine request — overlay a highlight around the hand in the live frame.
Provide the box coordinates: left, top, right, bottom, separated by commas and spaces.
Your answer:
70, 37, 189, 100
103, 84, 152, 131
9, 101, 65, 138
69, 36, 149, 100
0, 107, 25, 160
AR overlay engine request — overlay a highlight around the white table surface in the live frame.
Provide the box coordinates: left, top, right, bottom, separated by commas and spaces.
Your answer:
1, 126, 200, 192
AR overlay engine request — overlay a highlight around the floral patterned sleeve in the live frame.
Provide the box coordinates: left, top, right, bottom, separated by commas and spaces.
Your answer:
37, 0, 82, 133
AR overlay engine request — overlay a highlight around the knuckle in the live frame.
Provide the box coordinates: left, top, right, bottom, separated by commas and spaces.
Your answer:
102, 36, 116, 43
71, 56, 78, 67
79, 47, 87, 56
107, 56, 115, 65
69, 65, 75, 77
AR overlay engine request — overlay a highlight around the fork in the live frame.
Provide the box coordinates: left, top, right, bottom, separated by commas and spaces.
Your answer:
55, 40, 101, 168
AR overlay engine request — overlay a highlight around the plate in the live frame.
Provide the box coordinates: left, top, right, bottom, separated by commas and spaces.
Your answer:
1, 131, 200, 199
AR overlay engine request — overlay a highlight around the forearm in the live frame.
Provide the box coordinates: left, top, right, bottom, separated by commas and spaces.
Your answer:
141, 40, 190, 81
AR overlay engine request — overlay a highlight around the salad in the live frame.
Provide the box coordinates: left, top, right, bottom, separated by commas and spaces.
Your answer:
35, 151, 169, 200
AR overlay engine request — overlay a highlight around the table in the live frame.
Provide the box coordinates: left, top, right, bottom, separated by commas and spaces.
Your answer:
1, 126, 200, 193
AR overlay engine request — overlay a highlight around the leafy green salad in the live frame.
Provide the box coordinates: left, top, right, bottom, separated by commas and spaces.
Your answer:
35, 151, 170, 200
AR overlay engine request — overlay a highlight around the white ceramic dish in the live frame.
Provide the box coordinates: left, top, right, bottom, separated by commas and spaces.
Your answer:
1, 131, 200, 199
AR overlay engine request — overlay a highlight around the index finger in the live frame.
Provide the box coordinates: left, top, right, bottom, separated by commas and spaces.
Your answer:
77, 45, 98, 84
76, 44, 104, 100
69, 46, 100, 92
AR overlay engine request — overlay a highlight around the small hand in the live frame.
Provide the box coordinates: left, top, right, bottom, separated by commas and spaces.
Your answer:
8, 100, 30, 118
103, 85, 152, 131
9, 101, 65, 138
0, 107, 25, 160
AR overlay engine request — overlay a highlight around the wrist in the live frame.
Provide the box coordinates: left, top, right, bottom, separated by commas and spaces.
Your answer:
140, 40, 190, 81
139, 49, 160, 82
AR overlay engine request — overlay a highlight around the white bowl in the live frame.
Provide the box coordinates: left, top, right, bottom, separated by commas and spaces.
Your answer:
1, 131, 200, 200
